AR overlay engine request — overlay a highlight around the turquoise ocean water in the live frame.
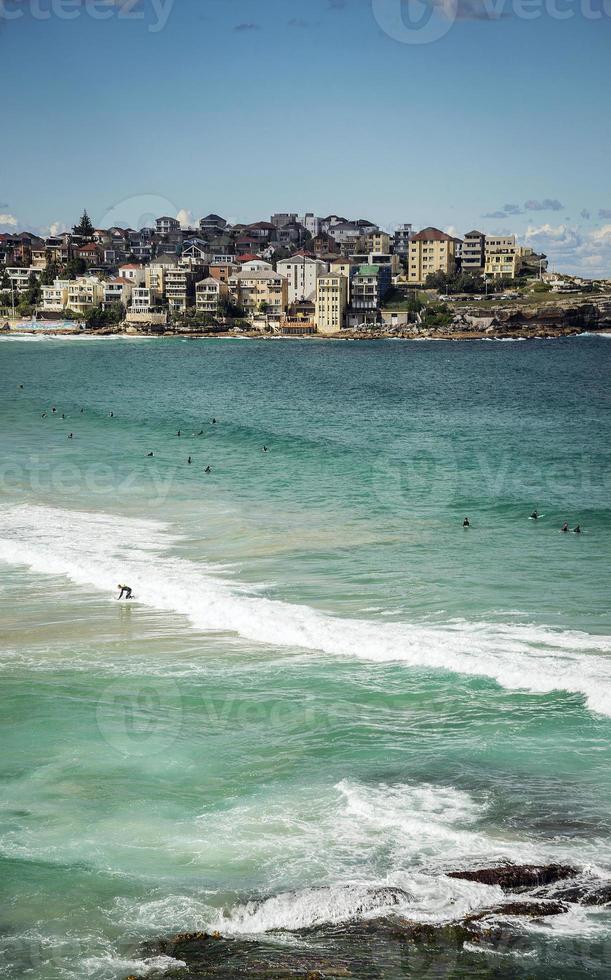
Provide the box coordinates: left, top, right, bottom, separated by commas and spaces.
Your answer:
0, 334, 610, 978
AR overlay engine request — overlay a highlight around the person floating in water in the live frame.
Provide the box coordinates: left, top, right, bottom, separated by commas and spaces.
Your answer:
109, 412, 114, 418
531, 509, 539, 520
68, 433, 73, 439
41, 413, 47, 419
177, 430, 181, 437
561, 522, 569, 532
211, 418, 217, 424
205, 465, 212, 473
573, 524, 581, 533
187, 456, 192, 464
262, 446, 269, 453
197, 430, 204, 436
463, 517, 470, 527
52, 407, 56, 413
61, 413, 65, 420
117, 584, 133, 600
146, 452, 154, 457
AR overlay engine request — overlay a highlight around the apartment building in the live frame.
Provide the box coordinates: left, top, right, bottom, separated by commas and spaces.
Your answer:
66, 277, 106, 315
484, 235, 520, 278
164, 267, 204, 312
104, 277, 133, 309
350, 264, 392, 312
276, 253, 327, 303
461, 231, 486, 274
156, 216, 180, 237
329, 257, 358, 300
130, 286, 155, 314
41, 280, 71, 312
315, 273, 348, 335
228, 268, 288, 317
118, 263, 146, 285
196, 277, 228, 315
146, 254, 179, 298
407, 228, 458, 284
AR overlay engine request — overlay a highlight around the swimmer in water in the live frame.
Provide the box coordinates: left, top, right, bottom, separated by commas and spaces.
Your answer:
530, 509, 539, 520
573, 524, 581, 533
561, 522, 569, 532
117, 584, 133, 600
205, 465, 212, 473
146, 452, 154, 457
463, 517, 470, 527
187, 456, 192, 464
68, 433, 73, 439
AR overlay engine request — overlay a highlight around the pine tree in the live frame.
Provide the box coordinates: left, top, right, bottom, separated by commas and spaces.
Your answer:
73, 210, 94, 237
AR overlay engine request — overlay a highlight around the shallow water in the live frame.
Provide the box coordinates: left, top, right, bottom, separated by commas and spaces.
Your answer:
0, 335, 610, 978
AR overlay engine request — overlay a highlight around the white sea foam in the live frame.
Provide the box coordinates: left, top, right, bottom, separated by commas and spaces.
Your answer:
1, 504, 611, 715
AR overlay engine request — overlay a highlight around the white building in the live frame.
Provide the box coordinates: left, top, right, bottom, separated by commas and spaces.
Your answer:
300, 213, 321, 237
131, 286, 155, 313
41, 279, 71, 312
66, 277, 106, 316
104, 277, 133, 309
239, 259, 273, 273
6, 267, 39, 294
118, 263, 146, 285
196, 277, 228, 315
276, 253, 328, 303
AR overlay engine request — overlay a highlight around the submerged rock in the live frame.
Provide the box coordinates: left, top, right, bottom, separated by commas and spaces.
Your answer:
464, 900, 569, 924
447, 863, 578, 890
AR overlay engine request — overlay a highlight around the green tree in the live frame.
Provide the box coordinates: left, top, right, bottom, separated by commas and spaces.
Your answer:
25, 272, 41, 307
63, 258, 87, 280
84, 303, 124, 329
218, 296, 246, 319
73, 210, 94, 238
41, 261, 60, 285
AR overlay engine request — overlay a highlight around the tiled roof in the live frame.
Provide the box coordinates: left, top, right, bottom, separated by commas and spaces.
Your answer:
410, 227, 453, 242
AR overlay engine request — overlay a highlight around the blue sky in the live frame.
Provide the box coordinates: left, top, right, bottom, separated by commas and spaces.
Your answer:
1, 0, 610, 274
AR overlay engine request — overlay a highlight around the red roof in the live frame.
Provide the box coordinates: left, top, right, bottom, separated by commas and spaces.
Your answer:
119, 263, 142, 270
410, 227, 453, 242
78, 243, 99, 252
237, 253, 260, 263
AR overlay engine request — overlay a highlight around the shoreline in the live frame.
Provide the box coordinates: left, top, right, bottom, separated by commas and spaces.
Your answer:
2, 324, 609, 343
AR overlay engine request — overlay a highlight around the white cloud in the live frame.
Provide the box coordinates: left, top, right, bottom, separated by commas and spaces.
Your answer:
0, 213, 18, 228
590, 224, 611, 245
176, 208, 194, 229
525, 222, 611, 278
45, 221, 69, 237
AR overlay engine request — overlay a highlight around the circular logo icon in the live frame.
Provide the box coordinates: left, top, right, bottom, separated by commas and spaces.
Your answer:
371, 434, 459, 512
96, 677, 182, 757
96, 193, 181, 232
372, 0, 457, 47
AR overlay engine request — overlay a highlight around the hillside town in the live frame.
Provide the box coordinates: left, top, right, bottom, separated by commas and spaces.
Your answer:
1, 210, 609, 337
